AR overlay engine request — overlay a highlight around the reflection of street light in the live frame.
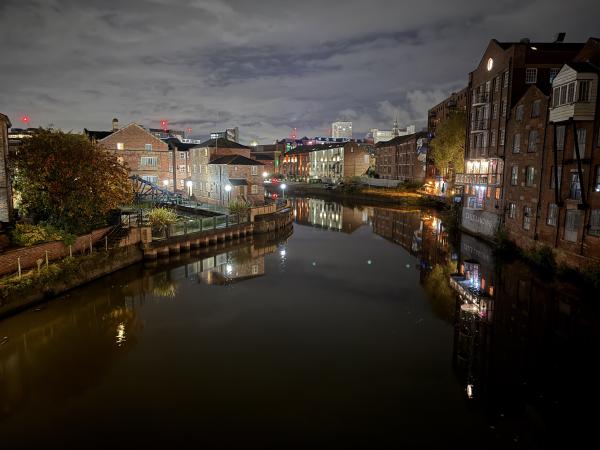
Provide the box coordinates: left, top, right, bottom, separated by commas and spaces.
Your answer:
224, 184, 232, 205
280, 183, 287, 199
186, 180, 193, 196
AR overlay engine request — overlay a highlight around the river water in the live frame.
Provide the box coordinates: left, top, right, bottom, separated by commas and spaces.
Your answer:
0, 197, 598, 449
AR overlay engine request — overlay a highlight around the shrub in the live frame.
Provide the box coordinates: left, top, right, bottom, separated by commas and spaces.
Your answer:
525, 246, 556, 274
147, 207, 177, 232
229, 200, 250, 216
11, 223, 66, 247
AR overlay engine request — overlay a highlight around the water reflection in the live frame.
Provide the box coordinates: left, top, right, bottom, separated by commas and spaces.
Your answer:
291, 197, 370, 233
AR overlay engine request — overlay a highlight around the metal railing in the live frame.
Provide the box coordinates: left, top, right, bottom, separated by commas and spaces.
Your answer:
454, 173, 502, 186
151, 213, 250, 240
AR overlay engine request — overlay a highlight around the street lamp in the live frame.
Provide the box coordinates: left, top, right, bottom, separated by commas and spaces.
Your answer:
162, 179, 169, 188
280, 183, 287, 199
224, 183, 232, 206
186, 180, 193, 197
262, 171, 268, 178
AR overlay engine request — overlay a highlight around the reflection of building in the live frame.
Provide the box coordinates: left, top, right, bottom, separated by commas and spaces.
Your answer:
372, 208, 423, 254
291, 198, 369, 233
198, 250, 266, 284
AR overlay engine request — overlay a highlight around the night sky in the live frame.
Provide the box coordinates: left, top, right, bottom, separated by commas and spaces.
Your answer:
1, 0, 598, 143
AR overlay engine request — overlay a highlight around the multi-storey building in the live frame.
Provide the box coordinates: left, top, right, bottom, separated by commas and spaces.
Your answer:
536, 38, 600, 266
374, 132, 429, 183
308, 142, 371, 182
279, 146, 312, 180
189, 137, 254, 203
367, 121, 416, 143
163, 138, 195, 194
0, 113, 13, 227
204, 154, 265, 206
331, 121, 352, 139
456, 37, 584, 238
86, 123, 171, 188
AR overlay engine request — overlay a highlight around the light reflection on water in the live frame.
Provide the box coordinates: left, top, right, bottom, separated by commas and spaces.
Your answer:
0, 198, 597, 449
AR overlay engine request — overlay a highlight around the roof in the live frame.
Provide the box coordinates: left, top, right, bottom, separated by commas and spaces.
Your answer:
162, 137, 197, 151
252, 153, 274, 161
195, 137, 251, 150
228, 179, 248, 186
208, 154, 264, 166
565, 61, 600, 74
84, 129, 113, 140
375, 131, 428, 148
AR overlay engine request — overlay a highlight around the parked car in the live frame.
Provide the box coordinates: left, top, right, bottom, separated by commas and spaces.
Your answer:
324, 183, 335, 190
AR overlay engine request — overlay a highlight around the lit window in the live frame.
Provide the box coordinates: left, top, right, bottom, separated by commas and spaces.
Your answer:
251, 166, 258, 175
499, 129, 505, 146
523, 206, 532, 230
251, 185, 258, 194
570, 172, 582, 200
512, 133, 520, 153
525, 68, 537, 84
595, 165, 600, 192
526, 166, 535, 186
116, 142, 124, 150
511, 166, 519, 185
140, 156, 158, 167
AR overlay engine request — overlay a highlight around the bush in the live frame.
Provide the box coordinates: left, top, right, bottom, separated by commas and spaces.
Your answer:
229, 200, 250, 216
525, 246, 556, 274
147, 207, 177, 232
10, 223, 72, 247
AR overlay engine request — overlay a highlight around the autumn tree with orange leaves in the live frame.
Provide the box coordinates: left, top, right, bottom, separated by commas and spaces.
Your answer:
11, 129, 133, 234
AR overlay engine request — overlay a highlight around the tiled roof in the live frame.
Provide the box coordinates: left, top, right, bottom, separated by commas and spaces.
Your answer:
195, 137, 251, 149
375, 131, 428, 148
209, 154, 264, 166
84, 129, 113, 140
163, 137, 196, 151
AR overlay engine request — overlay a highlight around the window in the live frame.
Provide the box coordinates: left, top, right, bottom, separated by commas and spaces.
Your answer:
549, 68, 560, 82
145, 143, 153, 151
251, 185, 258, 194
116, 142, 124, 150
140, 156, 158, 167
578, 80, 591, 102
525, 68, 537, 84
547, 203, 558, 226
555, 125, 565, 150
179, 152, 186, 160
528, 129, 539, 152
509, 202, 517, 219
141, 175, 158, 184
560, 85, 567, 105
531, 100, 541, 118
570, 172, 582, 200
590, 210, 600, 236
574, 128, 587, 158
491, 131, 496, 146
495, 76, 500, 92
595, 165, 600, 192
511, 166, 519, 185
251, 166, 258, 175
492, 103, 498, 119
512, 133, 521, 153
550, 166, 563, 189
523, 206, 532, 230
565, 210, 581, 242
567, 82, 576, 103
500, 129, 505, 146
553, 87, 560, 106
501, 100, 507, 117
234, 165, 238, 171
504, 70, 509, 87
204, 148, 208, 156
515, 104, 524, 121
526, 166, 535, 186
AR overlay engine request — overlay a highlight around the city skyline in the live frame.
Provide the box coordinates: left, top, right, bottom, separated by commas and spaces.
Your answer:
1, 0, 599, 143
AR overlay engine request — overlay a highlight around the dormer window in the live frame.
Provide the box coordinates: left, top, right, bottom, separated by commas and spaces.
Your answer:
116, 142, 124, 150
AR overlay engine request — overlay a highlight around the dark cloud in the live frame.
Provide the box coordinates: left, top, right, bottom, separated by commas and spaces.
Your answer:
1, 0, 598, 142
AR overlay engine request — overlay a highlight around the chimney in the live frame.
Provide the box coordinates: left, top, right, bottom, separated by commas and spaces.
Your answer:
519, 38, 531, 44
112, 118, 119, 131
554, 32, 566, 43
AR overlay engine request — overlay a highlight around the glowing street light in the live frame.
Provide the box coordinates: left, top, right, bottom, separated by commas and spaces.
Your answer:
280, 183, 287, 199
262, 171, 268, 178
224, 183, 232, 205
186, 180, 193, 196
163, 179, 169, 187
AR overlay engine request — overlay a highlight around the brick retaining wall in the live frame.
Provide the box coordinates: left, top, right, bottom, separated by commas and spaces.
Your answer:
0, 227, 111, 277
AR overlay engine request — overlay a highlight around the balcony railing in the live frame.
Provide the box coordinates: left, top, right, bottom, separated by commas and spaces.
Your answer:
472, 92, 490, 105
470, 119, 490, 132
455, 173, 502, 186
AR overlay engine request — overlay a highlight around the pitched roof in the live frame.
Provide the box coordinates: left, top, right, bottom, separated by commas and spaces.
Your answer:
252, 153, 274, 161
195, 137, 251, 150
565, 61, 600, 74
228, 178, 248, 186
375, 131, 428, 148
84, 129, 113, 140
162, 137, 197, 151
208, 154, 264, 166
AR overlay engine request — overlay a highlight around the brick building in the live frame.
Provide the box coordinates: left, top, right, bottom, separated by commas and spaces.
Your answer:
205, 155, 265, 206
456, 37, 584, 238
1, 113, 13, 227
189, 138, 258, 204
503, 85, 550, 246
535, 38, 600, 266
86, 123, 171, 188
163, 137, 195, 194
280, 146, 312, 180
425, 88, 468, 196
374, 132, 429, 183
307, 142, 371, 182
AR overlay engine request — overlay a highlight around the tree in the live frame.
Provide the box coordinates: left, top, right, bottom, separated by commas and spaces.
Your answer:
429, 110, 466, 176
11, 129, 133, 234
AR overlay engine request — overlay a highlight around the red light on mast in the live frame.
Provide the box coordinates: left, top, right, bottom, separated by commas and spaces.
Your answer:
186, 127, 192, 133
21, 115, 30, 124
160, 119, 168, 131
